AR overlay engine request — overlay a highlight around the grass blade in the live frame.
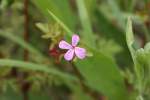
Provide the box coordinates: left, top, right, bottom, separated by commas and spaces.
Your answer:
76, 0, 95, 47
47, 10, 73, 36
0, 59, 77, 81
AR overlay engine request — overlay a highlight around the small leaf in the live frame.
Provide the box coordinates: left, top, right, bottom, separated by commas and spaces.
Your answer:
36, 22, 64, 49
36, 23, 49, 34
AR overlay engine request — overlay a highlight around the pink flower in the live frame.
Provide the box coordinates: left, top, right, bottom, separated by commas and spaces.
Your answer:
59, 34, 86, 61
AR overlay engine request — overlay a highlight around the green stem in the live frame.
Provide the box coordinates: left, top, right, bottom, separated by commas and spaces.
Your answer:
0, 59, 78, 82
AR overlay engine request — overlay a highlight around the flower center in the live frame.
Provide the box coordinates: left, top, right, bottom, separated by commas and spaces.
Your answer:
72, 46, 76, 49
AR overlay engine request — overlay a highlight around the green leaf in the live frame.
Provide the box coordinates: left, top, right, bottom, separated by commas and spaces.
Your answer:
125, 17, 139, 72
71, 86, 92, 100
66, 81, 92, 100
95, 10, 125, 46
75, 50, 128, 100
144, 42, 150, 52
126, 17, 135, 56
107, 0, 125, 28
84, 0, 97, 15
76, 0, 95, 48
0, 59, 77, 82
126, 17, 143, 96
47, 10, 73, 36
36, 23, 49, 33
32, 0, 76, 30
95, 10, 132, 67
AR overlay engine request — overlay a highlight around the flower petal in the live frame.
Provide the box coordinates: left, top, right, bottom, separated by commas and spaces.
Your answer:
75, 47, 86, 59
72, 34, 80, 46
59, 40, 72, 49
64, 49, 74, 61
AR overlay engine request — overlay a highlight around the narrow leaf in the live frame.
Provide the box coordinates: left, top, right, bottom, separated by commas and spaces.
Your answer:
126, 17, 143, 94
32, 0, 76, 30
76, 0, 95, 47
47, 10, 73, 36
0, 59, 77, 82
126, 17, 134, 51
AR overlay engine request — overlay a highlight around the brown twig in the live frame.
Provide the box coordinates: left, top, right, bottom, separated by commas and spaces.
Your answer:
24, 0, 29, 61
22, 0, 30, 100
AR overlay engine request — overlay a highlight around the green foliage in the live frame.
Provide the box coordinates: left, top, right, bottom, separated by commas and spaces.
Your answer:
0, 59, 77, 81
0, 87, 22, 100
126, 17, 150, 100
32, 0, 76, 30
0, 0, 150, 100
36, 22, 65, 48
47, 10, 73, 36
75, 50, 128, 100
126, 17, 135, 60
45, 8, 128, 100
76, 0, 95, 48
0, 30, 47, 63
126, 17, 143, 99
97, 38, 122, 57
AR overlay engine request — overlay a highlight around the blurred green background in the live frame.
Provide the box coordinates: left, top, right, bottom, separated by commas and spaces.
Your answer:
0, 0, 150, 100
